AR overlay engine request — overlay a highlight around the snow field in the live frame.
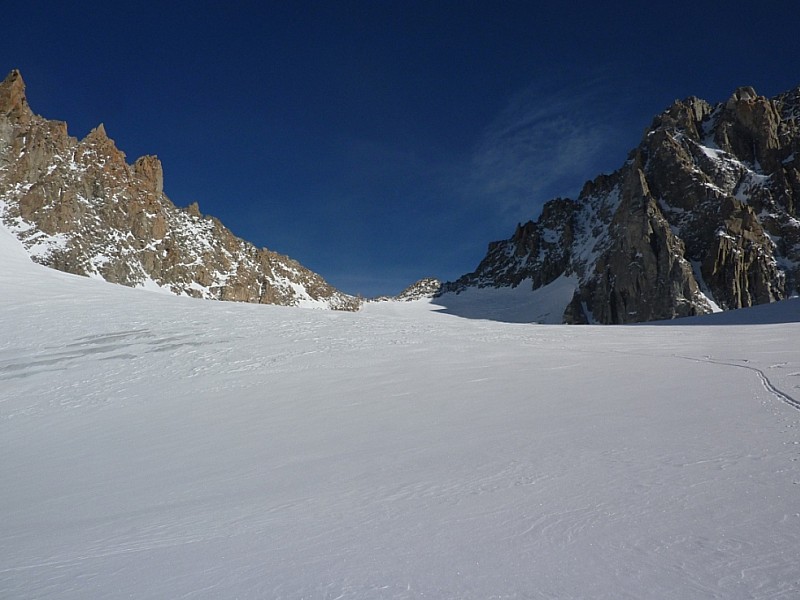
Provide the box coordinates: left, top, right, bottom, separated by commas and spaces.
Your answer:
1, 225, 799, 599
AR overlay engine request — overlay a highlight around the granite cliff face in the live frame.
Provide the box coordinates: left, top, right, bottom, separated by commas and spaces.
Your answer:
0, 70, 360, 310
441, 86, 800, 323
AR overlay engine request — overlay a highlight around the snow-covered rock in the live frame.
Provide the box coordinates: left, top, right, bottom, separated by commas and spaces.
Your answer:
440, 86, 800, 323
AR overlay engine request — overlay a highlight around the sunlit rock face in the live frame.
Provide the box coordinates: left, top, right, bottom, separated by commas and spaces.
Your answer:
0, 70, 360, 311
443, 86, 800, 323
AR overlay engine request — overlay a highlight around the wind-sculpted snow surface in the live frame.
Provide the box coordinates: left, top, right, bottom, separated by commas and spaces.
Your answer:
1, 225, 799, 599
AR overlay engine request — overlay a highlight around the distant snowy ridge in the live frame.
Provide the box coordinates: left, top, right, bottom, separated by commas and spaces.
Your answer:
0, 70, 360, 310
439, 85, 800, 323
368, 277, 443, 303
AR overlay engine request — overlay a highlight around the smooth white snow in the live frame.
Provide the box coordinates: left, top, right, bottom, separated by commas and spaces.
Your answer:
432, 275, 579, 323
1, 223, 799, 599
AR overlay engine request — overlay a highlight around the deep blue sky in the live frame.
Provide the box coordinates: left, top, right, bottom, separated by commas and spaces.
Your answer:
4, 1, 799, 296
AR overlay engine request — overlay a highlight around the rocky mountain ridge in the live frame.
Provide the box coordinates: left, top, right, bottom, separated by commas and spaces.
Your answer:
0, 70, 361, 310
370, 277, 442, 302
440, 85, 800, 323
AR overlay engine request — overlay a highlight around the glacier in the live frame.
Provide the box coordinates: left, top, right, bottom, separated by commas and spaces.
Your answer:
1, 223, 799, 599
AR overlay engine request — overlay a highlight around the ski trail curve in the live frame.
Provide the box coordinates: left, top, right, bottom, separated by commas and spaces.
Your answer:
675, 354, 800, 411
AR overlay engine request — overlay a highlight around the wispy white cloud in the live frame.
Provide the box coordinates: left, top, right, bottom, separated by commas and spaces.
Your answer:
467, 75, 635, 222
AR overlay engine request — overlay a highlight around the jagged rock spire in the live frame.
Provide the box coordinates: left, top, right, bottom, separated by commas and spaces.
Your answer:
0, 70, 30, 120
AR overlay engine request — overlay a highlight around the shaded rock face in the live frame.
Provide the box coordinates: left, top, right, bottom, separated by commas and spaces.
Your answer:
443, 85, 800, 323
440, 198, 580, 295
0, 70, 360, 311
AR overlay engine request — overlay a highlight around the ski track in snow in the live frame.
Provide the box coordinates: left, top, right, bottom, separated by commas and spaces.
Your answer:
1, 226, 800, 599
673, 355, 800, 412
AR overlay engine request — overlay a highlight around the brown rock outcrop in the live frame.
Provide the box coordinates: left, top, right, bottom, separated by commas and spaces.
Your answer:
0, 70, 360, 311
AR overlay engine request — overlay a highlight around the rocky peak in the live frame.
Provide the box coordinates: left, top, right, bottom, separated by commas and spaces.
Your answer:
133, 155, 164, 195
0, 69, 30, 120
81, 123, 123, 155
715, 86, 782, 169
185, 201, 202, 218
441, 84, 800, 324
441, 196, 579, 295
370, 277, 442, 303
729, 86, 758, 103
396, 277, 442, 301
657, 96, 712, 139
85, 122, 108, 141
0, 70, 361, 312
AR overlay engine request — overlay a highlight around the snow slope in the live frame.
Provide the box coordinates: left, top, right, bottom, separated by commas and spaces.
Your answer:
431, 274, 579, 324
1, 224, 799, 599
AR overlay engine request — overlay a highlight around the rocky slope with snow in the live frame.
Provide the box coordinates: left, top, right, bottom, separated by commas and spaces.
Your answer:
0, 70, 360, 310
441, 86, 800, 323
369, 277, 443, 303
